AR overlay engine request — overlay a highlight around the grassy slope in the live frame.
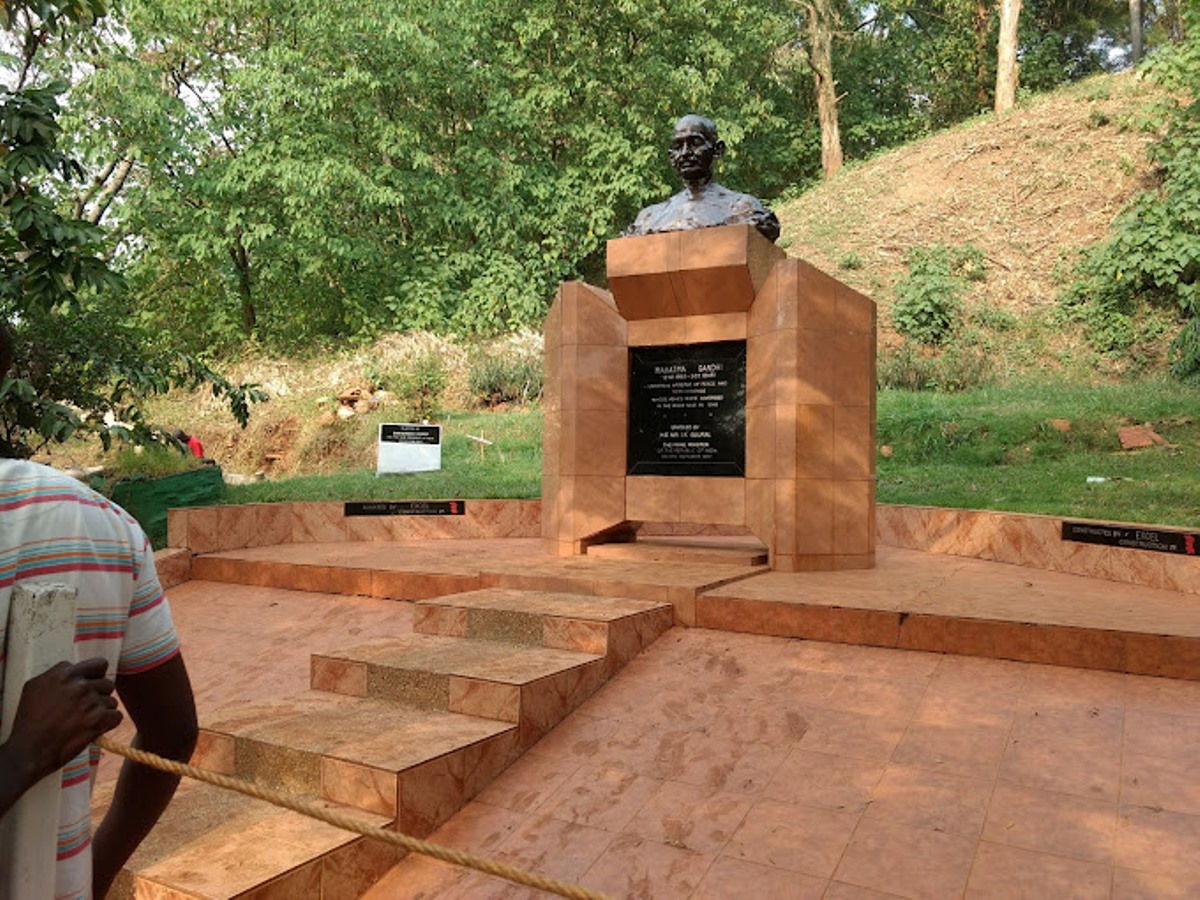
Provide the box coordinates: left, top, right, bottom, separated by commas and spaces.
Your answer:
777, 72, 1169, 375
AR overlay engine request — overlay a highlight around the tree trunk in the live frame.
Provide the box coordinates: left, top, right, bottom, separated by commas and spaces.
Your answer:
995, 0, 1022, 114
1130, 0, 1143, 63
805, 0, 843, 179
974, 2, 992, 108
228, 231, 256, 336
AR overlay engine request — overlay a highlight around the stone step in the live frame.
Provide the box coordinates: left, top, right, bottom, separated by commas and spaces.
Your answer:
412, 588, 674, 674
311, 633, 605, 746
586, 535, 769, 566
192, 691, 518, 835
97, 778, 398, 900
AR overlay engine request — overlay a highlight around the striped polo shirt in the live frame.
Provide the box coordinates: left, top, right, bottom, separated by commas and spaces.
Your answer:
0, 460, 180, 899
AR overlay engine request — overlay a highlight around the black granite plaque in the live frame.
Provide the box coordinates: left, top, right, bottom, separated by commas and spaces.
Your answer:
627, 341, 746, 477
344, 500, 466, 516
1062, 521, 1199, 555
381, 423, 441, 445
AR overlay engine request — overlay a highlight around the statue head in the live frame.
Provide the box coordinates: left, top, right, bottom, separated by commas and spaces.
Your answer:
668, 115, 725, 185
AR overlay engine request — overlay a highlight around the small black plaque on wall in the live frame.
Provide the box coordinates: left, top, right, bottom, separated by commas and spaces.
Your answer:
627, 340, 746, 477
345, 500, 466, 517
1062, 521, 1199, 555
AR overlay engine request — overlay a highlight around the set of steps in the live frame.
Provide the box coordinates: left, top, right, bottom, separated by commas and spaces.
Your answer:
104, 587, 673, 899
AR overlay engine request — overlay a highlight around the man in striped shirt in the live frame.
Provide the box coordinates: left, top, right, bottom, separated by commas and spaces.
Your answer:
0, 322, 198, 898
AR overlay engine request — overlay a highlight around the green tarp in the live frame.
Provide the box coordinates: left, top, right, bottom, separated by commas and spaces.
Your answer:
112, 466, 223, 548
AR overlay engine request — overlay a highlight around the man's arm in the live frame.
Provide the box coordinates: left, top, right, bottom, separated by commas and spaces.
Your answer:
0, 658, 122, 817
90, 654, 198, 899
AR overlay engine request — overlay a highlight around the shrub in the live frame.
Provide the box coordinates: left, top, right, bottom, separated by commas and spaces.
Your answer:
467, 332, 544, 407
877, 338, 992, 393
389, 350, 447, 421
891, 244, 985, 345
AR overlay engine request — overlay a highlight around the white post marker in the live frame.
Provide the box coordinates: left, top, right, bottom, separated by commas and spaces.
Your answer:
0, 582, 79, 900
377, 423, 442, 475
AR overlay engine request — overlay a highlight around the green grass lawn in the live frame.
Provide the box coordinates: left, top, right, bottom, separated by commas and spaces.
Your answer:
217, 380, 1200, 530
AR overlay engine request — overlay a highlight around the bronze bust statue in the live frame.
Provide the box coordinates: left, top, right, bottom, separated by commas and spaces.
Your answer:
625, 115, 780, 243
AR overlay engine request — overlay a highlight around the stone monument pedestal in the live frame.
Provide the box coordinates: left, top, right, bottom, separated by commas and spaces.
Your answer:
542, 225, 876, 575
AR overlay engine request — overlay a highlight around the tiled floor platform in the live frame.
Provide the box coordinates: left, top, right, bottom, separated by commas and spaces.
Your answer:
192, 538, 1200, 679
96, 538, 1200, 898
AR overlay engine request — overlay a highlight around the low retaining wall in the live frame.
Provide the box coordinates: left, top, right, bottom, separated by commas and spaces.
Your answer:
158, 499, 1200, 597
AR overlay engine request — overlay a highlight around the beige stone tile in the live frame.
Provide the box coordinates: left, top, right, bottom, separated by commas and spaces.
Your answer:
190, 731, 235, 775
891, 719, 1010, 782
794, 327, 837, 405
1115, 804, 1200, 878
625, 475, 680, 523
582, 832, 715, 898
679, 478, 745, 526
449, 677, 520, 723
965, 841, 1111, 899
998, 733, 1122, 802
321, 838, 402, 900
187, 506, 221, 553
745, 330, 776, 408
243, 859, 323, 900
412, 604, 469, 638
796, 708, 907, 762
623, 780, 753, 855
627, 317, 687, 346
727, 797, 859, 878
321, 758, 396, 817
574, 344, 627, 412
984, 782, 1117, 864
475, 750, 580, 814
573, 282, 626, 346
568, 409, 627, 477
796, 403, 835, 479
833, 479, 874, 556
837, 282, 876, 335
684, 311, 747, 342
167, 508, 189, 549
834, 817, 976, 900
397, 753, 467, 838
795, 260, 838, 331
692, 856, 826, 900
766, 749, 886, 813
310, 657, 367, 696
834, 404, 874, 480
292, 502, 347, 543
744, 404, 774, 479
1111, 866, 1200, 899
1122, 751, 1200, 816
492, 811, 616, 884
864, 764, 992, 838
832, 330, 874, 407
541, 762, 661, 831
794, 478, 834, 555
570, 477, 626, 540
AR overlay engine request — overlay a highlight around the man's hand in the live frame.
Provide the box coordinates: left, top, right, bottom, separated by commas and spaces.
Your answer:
0, 658, 123, 815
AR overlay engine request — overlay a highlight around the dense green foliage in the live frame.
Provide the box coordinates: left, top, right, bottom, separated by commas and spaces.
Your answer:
1063, 4, 1200, 381
36, 0, 1151, 355
891, 244, 985, 345
0, 0, 263, 458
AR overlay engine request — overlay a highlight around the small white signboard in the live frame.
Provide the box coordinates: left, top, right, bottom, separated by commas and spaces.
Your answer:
377, 423, 442, 475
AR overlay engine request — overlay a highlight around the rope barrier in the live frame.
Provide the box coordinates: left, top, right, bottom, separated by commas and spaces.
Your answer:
96, 736, 611, 900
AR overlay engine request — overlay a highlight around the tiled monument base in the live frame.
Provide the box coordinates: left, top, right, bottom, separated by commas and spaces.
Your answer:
541, 226, 878, 571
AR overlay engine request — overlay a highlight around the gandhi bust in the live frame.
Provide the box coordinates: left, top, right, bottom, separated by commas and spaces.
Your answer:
624, 115, 780, 243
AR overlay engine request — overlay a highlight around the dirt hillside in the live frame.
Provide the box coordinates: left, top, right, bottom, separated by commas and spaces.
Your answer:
777, 71, 1165, 333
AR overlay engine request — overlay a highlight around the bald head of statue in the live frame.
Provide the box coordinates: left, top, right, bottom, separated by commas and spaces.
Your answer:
624, 114, 780, 243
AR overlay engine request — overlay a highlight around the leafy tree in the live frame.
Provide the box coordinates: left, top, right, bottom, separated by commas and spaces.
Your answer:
1062, 3, 1200, 380
0, 0, 262, 458
61, 0, 808, 350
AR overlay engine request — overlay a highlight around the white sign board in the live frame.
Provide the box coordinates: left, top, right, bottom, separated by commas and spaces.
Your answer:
377, 423, 442, 475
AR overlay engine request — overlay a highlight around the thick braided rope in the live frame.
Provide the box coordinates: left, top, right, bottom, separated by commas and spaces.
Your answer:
96, 737, 610, 900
